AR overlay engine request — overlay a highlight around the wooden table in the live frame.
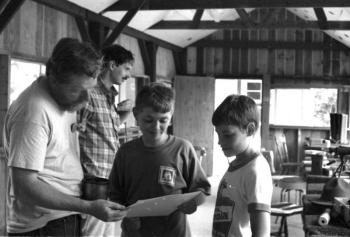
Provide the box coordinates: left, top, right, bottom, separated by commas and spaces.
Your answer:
302, 195, 350, 237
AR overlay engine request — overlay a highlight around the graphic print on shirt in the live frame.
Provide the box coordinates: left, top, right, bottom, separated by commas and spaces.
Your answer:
213, 180, 235, 237
158, 166, 176, 187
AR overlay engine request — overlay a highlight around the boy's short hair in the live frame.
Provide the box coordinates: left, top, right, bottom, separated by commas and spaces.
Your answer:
101, 44, 134, 67
212, 94, 259, 133
135, 83, 175, 113
46, 37, 102, 82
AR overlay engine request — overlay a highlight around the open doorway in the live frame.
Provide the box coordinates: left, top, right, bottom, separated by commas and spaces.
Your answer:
213, 79, 262, 177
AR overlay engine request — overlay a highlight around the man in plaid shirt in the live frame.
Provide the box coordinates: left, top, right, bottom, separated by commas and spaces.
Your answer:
78, 44, 134, 237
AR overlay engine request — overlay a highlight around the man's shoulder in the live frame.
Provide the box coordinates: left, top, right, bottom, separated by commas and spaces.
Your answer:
8, 81, 55, 120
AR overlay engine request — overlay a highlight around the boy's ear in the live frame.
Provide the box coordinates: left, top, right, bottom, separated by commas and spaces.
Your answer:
109, 61, 115, 70
132, 107, 138, 118
246, 123, 256, 136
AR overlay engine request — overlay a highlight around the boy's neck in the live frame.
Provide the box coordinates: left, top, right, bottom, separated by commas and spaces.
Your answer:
142, 134, 170, 148
235, 146, 259, 161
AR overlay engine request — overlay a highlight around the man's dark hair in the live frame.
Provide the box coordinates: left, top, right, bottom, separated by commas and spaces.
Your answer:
135, 83, 175, 113
46, 38, 102, 83
101, 44, 134, 67
212, 94, 259, 133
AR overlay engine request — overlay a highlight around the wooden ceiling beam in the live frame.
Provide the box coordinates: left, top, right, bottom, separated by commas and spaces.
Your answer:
260, 8, 281, 26
192, 9, 204, 28
0, 0, 25, 34
0, 0, 11, 14
193, 39, 349, 51
103, 1, 144, 47
74, 17, 92, 43
150, 20, 350, 30
236, 9, 256, 27
32, 0, 182, 51
106, 0, 350, 11
314, 8, 328, 29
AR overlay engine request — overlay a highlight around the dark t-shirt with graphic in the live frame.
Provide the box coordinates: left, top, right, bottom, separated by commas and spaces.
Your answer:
109, 135, 211, 237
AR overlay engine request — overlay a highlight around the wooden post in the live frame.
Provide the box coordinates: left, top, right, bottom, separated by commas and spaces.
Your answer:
261, 74, 271, 149
0, 53, 10, 236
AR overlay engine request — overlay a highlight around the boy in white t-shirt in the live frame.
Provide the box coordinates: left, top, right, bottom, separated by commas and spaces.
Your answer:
211, 95, 272, 237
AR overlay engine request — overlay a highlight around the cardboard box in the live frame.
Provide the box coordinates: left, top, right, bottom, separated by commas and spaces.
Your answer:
334, 197, 350, 227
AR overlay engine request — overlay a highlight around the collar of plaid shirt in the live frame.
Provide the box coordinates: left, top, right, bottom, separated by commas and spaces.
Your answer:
97, 78, 118, 105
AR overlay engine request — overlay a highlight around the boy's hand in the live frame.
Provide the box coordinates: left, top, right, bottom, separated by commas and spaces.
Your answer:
87, 199, 127, 222
177, 192, 206, 215
177, 198, 197, 214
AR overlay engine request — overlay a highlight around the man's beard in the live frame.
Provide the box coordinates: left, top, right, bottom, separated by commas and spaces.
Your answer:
59, 93, 89, 112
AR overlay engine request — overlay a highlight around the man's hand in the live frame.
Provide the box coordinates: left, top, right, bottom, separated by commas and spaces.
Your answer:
117, 99, 133, 111
87, 200, 127, 222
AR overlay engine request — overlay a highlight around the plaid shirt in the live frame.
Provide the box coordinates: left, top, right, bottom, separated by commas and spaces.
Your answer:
78, 79, 120, 179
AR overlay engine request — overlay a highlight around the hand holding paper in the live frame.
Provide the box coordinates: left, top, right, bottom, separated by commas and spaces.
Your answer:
126, 191, 203, 218
177, 191, 206, 214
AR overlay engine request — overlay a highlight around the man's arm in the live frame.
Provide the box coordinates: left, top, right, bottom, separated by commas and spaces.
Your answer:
250, 211, 270, 237
116, 99, 132, 124
11, 167, 126, 222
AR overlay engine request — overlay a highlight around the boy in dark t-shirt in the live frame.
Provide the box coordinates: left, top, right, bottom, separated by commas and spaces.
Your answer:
109, 83, 211, 237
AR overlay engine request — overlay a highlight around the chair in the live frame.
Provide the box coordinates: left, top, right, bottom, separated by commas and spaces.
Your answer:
271, 202, 303, 237
270, 177, 305, 237
274, 132, 305, 175
261, 149, 303, 186
262, 150, 306, 237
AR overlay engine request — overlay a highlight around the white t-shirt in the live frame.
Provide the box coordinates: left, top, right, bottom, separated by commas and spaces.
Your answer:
3, 77, 83, 233
212, 154, 272, 237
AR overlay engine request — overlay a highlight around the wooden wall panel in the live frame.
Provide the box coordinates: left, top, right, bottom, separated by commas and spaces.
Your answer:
18, 1, 37, 56
241, 29, 249, 74
156, 47, 176, 81
340, 51, 350, 75
0, 149, 7, 237
231, 30, 240, 74
116, 34, 145, 76
295, 29, 304, 75
267, 30, 275, 74
213, 31, 223, 74
189, 9, 350, 79
257, 30, 268, 74
285, 12, 295, 76
304, 30, 312, 76
186, 46, 197, 74
223, 30, 231, 74
0, 54, 9, 236
312, 31, 323, 76
275, 11, 285, 75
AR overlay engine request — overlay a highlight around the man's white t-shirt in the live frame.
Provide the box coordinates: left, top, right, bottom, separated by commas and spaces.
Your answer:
3, 77, 83, 233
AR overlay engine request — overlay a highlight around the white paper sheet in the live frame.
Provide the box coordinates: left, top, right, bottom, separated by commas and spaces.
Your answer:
126, 191, 201, 217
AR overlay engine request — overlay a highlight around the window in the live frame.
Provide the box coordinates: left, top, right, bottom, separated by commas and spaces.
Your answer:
269, 88, 337, 127
241, 80, 262, 104
10, 59, 46, 105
